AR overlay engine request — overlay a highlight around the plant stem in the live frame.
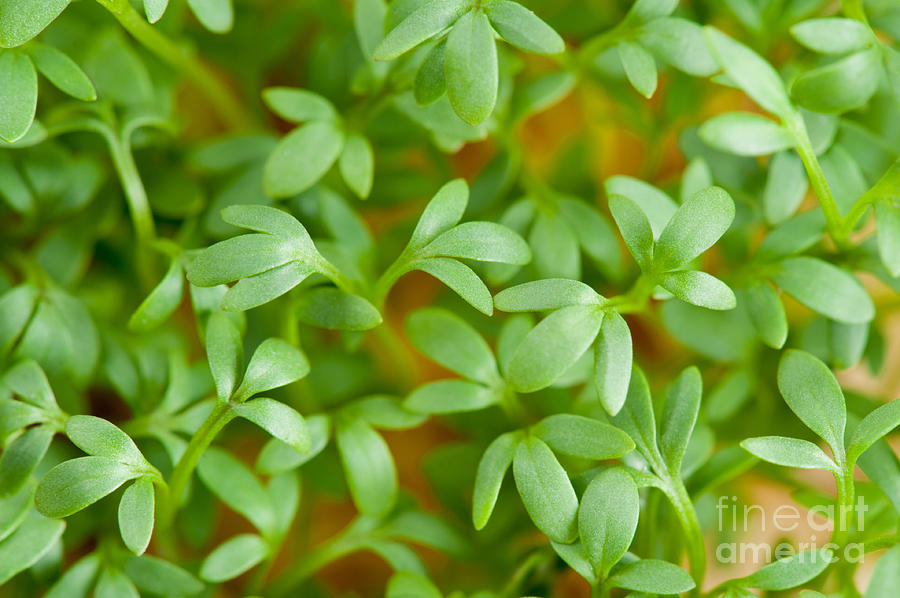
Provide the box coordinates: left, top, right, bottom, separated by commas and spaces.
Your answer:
159, 400, 235, 528
842, 0, 870, 25
784, 113, 848, 248
663, 476, 707, 590
266, 525, 368, 597
95, 0, 247, 130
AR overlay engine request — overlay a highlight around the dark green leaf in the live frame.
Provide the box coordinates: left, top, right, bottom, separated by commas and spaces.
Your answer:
197, 447, 275, 534
660, 367, 702, 473
472, 431, 519, 530
199, 534, 269, 582
205, 311, 243, 400
445, 9, 498, 125
336, 417, 397, 518
35, 456, 139, 518
742, 281, 788, 349
295, 287, 383, 331
124, 554, 204, 596
777, 350, 846, 456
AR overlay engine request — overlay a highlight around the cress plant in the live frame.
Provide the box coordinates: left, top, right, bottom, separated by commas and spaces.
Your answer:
1, 0, 900, 597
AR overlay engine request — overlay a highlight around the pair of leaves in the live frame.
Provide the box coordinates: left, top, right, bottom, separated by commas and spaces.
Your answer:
263, 87, 374, 198
376, 0, 563, 124
0, 44, 96, 142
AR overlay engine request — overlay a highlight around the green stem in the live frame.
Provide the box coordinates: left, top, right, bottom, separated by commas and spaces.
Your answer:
266, 526, 367, 597
159, 400, 235, 529
664, 476, 707, 590
95, 0, 247, 130
842, 0, 870, 25
784, 113, 848, 247
107, 133, 155, 248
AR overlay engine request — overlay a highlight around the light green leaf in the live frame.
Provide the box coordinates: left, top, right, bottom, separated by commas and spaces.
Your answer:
414, 40, 446, 105
263, 120, 345, 198
445, 9, 498, 125
0, 286, 37, 356
408, 178, 469, 250
143, 0, 169, 23
3, 358, 57, 411
791, 49, 881, 114
95, 568, 139, 598
660, 367, 702, 473
848, 400, 900, 464
493, 278, 601, 313
771, 256, 874, 323
118, 478, 154, 555
0, 510, 64, 584
186, 234, 295, 288
606, 175, 677, 239
124, 555, 204, 596
472, 431, 519, 530
865, 544, 900, 598
790, 18, 872, 55
607, 559, 695, 593
608, 194, 654, 269
740, 549, 832, 589
262, 87, 336, 123
128, 259, 183, 331
256, 414, 330, 474
742, 281, 788, 349
234, 338, 309, 401
618, 41, 657, 99
763, 151, 808, 224
338, 133, 374, 199
65, 415, 147, 467
406, 307, 497, 384
197, 448, 275, 534
221, 204, 316, 252
777, 350, 846, 455
295, 287, 383, 331
405, 379, 497, 414
187, 0, 233, 34
611, 368, 658, 461
507, 304, 604, 392
486, 0, 564, 55
513, 436, 578, 543
529, 210, 580, 279
35, 456, 139, 518
533, 414, 633, 460
626, 0, 678, 23
638, 17, 717, 77
222, 262, 316, 312
699, 112, 794, 156
27, 44, 95, 101
374, 0, 468, 60
0, 425, 53, 497
704, 26, 792, 118
655, 186, 735, 270
422, 221, 531, 264
875, 201, 900, 277
205, 311, 243, 400
44, 553, 100, 598
200, 534, 269, 582
0, 0, 72, 48
336, 417, 397, 518
593, 311, 632, 416
740, 436, 837, 471
578, 468, 639, 578
660, 270, 736, 311
344, 396, 426, 430
413, 257, 493, 316
234, 397, 309, 453
0, 52, 38, 143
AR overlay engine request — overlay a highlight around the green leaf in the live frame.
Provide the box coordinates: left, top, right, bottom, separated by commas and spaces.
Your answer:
655, 186, 735, 270
791, 49, 880, 114
187, 0, 233, 34
234, 397, 309, 453
875, 201, 900, 277
472, 431, 519, 530
339, 133, 374, 199
578, 468, 639, 579
790, 18, 872, 55
777, 350, 846, 456
414, 40, 447, 105
512, 436, 578, 543
35, 456, 139, 518
263, 120, 345, 198
638, 17, 717, 77
186, 234, 295, 288
336, 417, 397, 518
0, 425, 53, 497
408, 178, 468, 250
197, 448, 275, 534
124, 555, 204, 596
406, 308, 497, 384
618, 41, 657, 99
742, 281, 788, 349
387, 571, 442, 598
0, 511, 65, 585
0, 481, 32, 541
295, 287, 382, 331
493, 278, 602, 312
262, 87, 336, 123
128, 259, 183, 331
608, 194, 654, 269
27, 44, 96, 101
660, 367, 702, 473
529, 210, 580, 279
118, 478, 154, 555
847, 400, 900, 464
533, 414, 633, 460
44, 553, 100, 598
222, 262, 316, 312
345, 396, 426, 430
95, 567, 139, 598
611, 368, 658, 461
413, 258, 493, 316
740, 436, 837, 471
659, 270, 736, 310
763, 151, 808, 224
143, 0, 169, 23
3, 359, 57, 411
65, 415, 147, 467
234, 338, 309, 401
605, 175, 677, 239
0, 0, 72, 48
485, 0, 564, 55
0, 286, 37, 356
200, 534, 269, 582
221, 204, 317, 251
507, 304, 604, 392
0, 52, 38, 143
256, 414, 330, 474
593, 311, 633, 416
422, 221, 531, 264
607, 559, 695, 593
865, 544, 900, 598
626, 0, 678, 23
771, 256, 874, 324
205, 311, 243, 400
704, 26, 792, 118
374, 0, 468, 60
445, 9, 498, 125
740, 549, 832, 589
699, 112, 794, 156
